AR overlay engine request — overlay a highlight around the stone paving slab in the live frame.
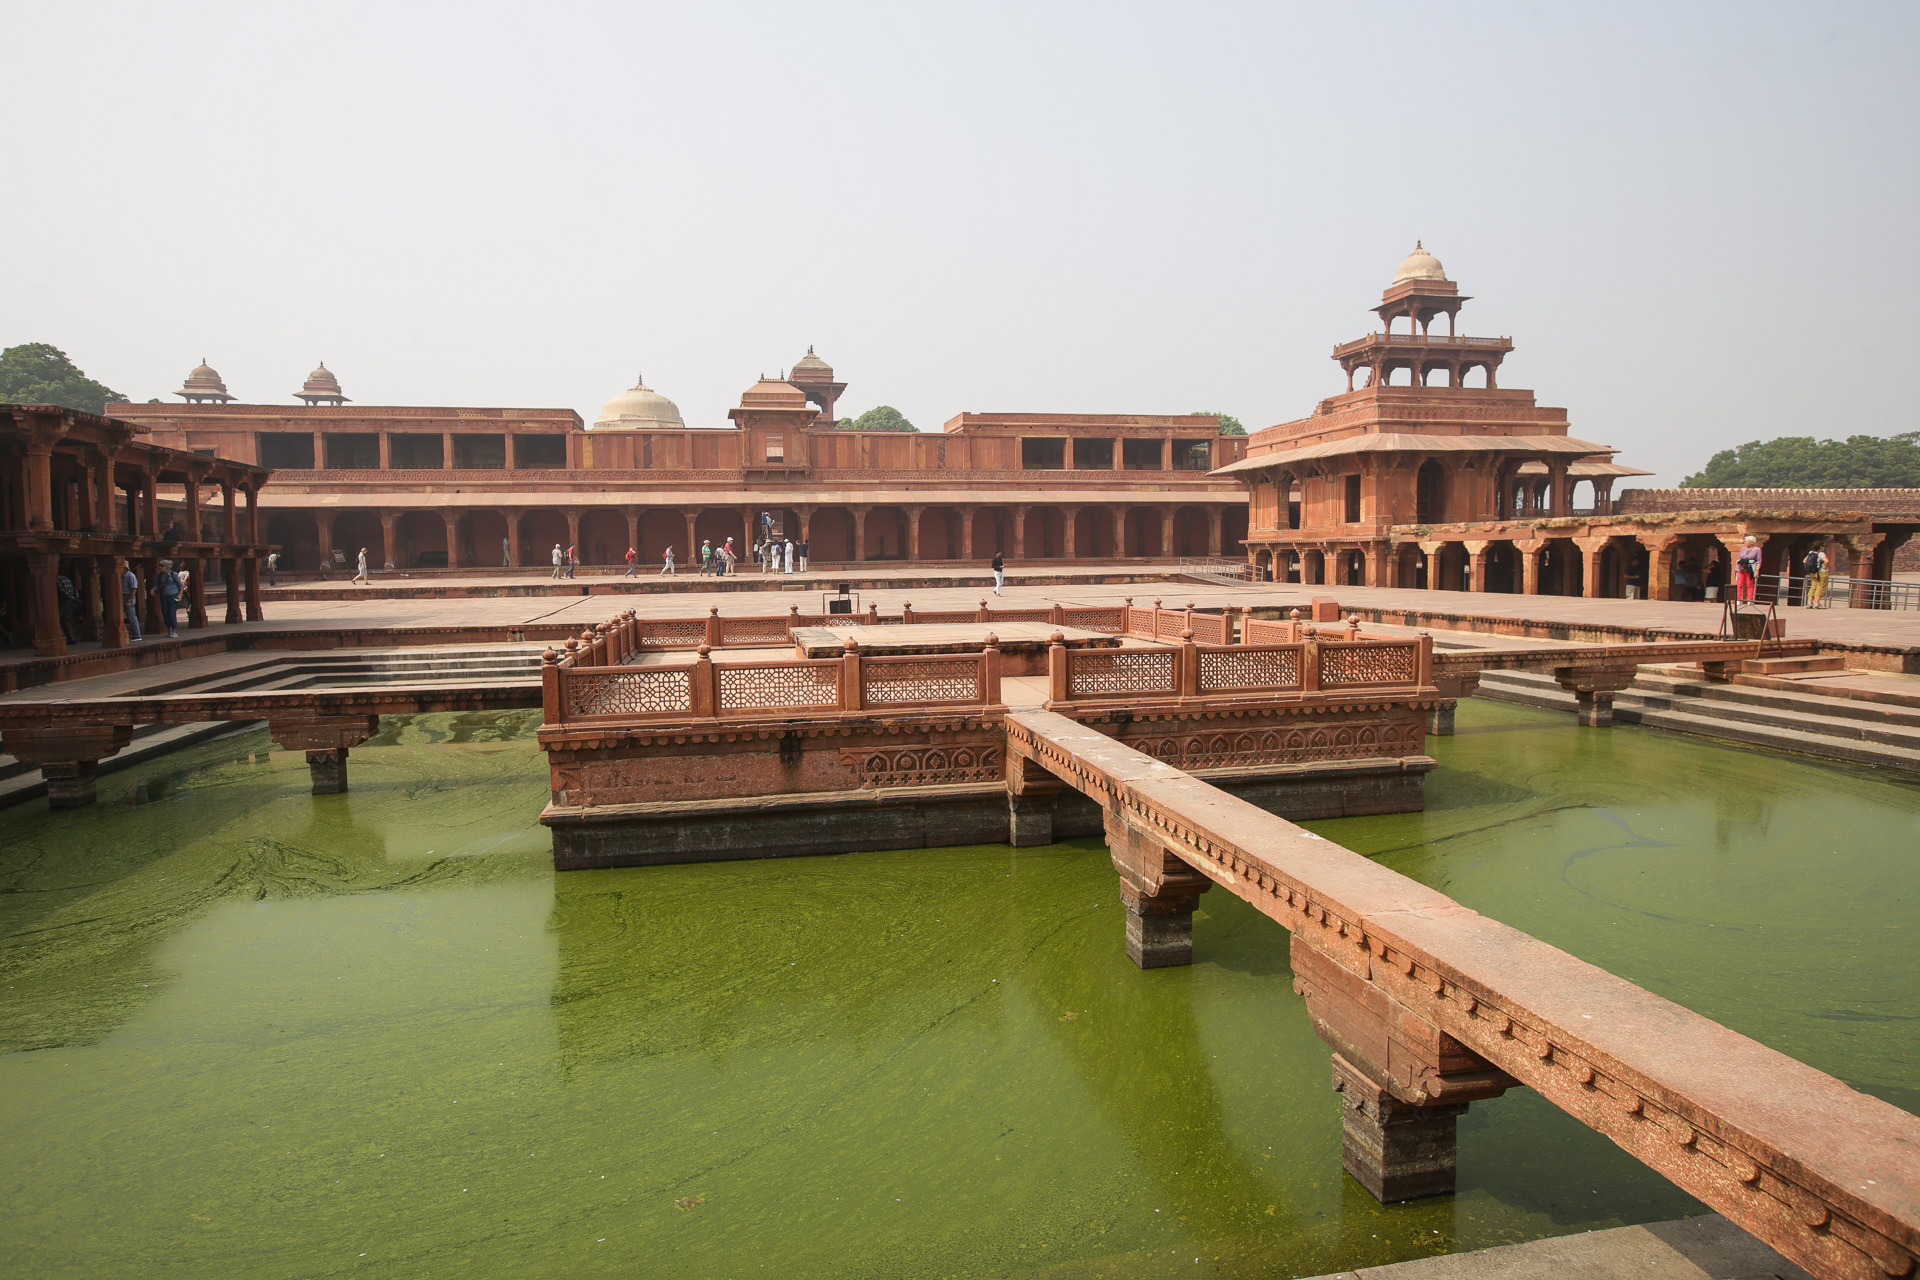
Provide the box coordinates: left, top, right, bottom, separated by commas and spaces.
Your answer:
1305, 1214, 1810, 1280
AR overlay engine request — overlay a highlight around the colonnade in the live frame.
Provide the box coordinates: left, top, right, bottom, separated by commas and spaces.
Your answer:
1252, 528, 1900, 603
267, 500, 1251, 572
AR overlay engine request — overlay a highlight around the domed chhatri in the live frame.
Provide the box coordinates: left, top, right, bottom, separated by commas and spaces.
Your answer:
789, 345, 833, 379
296, 361, 350, 406
592, 374, 686, 431
176, 359, 235, 404
737, 374, 810, 409
1391, 240, 1448, 284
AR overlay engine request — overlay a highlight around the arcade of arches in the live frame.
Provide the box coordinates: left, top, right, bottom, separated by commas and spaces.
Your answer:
262, 501, 1250, 571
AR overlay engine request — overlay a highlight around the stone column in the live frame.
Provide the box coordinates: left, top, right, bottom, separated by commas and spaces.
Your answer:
223, 558, 242, 623
221, 480, 237, 541
1113, 507, 1128, 557
377, 433, 391, 469
184, 474, 203, 543
1554, 666, 1639, 727
959, 506, 976, 560
97, 555, 129, 648
685, 510, 701, 562
1012, 506, 1028, 560
142, 468, 161, 538
506, 510, 523, 568
26, 552, 65, 655
906, 506, 923, 562
244, 557, 264, 622
1007, 754, 1062, 846
1331, 1054, 1472, 1202
564, 511, 581, 564
1208, 507, 1223, 557
1464, 540, 1490, 593
852, 506, 870, 562
1105, 812, 1211, 968
442, 509, 463, 570
314, 511, 335, 572
378, 511, 398, 571
1642, 534, 1678, 601
1574, 536, 1611, 598
1516, 540, 1543, 594
1159, 505, 1176, 559
1061, 506, 1079, 559
92, 448, 118, 534
1365, 541, 1390, 588
1419, 541, 1443, 590
187, 557, 208, 628
81, 558, 104, 640
1840, 533, 1882, 606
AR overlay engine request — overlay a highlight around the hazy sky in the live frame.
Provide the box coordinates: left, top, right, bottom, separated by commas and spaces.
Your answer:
8, 2, 1916, 485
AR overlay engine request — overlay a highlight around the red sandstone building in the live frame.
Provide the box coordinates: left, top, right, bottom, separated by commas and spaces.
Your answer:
1220, 246, 1915, 597
113, 354, 1249, 572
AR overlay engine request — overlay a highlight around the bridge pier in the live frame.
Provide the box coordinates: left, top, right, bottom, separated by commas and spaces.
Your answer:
1553, 666, 1638, 728
1428, 672, 1480, 736
269, 715, 381, 794
1332, 1053, 1472, 1201
1105, 813, 1212, 968
1, 725, 134, 808
1007, 755, 1061, 846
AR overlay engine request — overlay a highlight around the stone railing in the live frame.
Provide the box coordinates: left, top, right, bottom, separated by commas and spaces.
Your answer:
1048, 629, 1431, 706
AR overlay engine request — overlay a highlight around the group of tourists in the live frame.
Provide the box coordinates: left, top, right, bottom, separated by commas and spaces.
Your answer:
549, 544, 579, 579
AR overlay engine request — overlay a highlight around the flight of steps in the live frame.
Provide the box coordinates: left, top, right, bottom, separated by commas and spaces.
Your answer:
1473, 664, 1920, 775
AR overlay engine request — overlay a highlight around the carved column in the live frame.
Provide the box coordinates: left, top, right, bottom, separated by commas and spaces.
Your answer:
379, 511, 399, 571
1105, 811, 1211, 968
1061, 506, 1078, 559
564, 511, 581, 564
1159, 505, 1176, 559
187, 557, 208, 628
221, 479, 237, 541
92, 447, 118, 534
1573, 536, 1611, 598
1464, 540, 1490, 593
442, 509, 463, 570
1840, 534, 1883, 607
26, 552, 65, 655
20, 439, 56, 530
1554, 665, 1639, 728
97, 556, 128, 648
1419, 541, 1444, 590
1365, 541, 1390, 588
244, 557, 264, 621
852, 506, 870, 562
1516, 540, 1544, 595
1641, 534, 1678, 601
906, 505, 923, 562
624, 507, 641, 562
959, 506, 976, 560
1208, 507, 1223, 557
223, 558, 242, 623
685, 510, 701, 562
314, 511, 335, 572
1113, 507, 1128, 557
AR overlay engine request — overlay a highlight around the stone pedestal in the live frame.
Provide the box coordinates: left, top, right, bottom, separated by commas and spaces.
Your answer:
306, 748, 350, 794
1007, 787, 1058, 845
1333, 1054, 1470, 1202
41, 760, 102, 808
1554, 666, 1638, 729
1425, 699, 1456, 736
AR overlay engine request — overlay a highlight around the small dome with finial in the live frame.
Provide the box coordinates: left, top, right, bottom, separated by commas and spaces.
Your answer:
790, 344, 833, 380
296, 361, 349, 405
1392, 241, 1448, 284
177, 359, 235, 403
592, 373, 686, 431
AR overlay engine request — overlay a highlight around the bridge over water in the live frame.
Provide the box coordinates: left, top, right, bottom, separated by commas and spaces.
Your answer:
1004, 706, 1919, 1280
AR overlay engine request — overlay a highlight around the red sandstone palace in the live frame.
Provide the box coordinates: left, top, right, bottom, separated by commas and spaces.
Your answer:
113, 354, 1249, 572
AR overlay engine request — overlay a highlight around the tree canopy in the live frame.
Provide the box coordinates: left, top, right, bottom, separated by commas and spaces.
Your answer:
1681, 432, 1920, 488
0, 343, 130, 415
835, 405, 917, 432
1193, 410, 1246, 436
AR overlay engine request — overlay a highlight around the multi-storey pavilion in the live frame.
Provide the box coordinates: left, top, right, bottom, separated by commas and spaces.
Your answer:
113, 350, 1250, 573
1217, 247, 1905, 599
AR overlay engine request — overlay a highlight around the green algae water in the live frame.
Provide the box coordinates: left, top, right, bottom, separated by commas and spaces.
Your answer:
1, 702, 1915, 1278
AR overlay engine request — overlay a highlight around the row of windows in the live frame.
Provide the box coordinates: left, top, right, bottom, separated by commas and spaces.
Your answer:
256, 432, 568, 470
1019, 438, 1213, 471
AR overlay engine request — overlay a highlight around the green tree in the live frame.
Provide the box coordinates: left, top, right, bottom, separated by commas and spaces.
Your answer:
1193, 410, 1246, 436
842, 405, 916, 432
1681, 433, 1920, 488
0, 343, 130, 415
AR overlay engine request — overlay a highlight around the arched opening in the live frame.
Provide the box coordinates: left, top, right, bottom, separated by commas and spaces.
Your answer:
1385, 365, 1415, 387
461, 511, 509, 569
1421, 364, 1452, 388
971, 507, 1011, 562
693, 510, 748, 561
1174, 507, 1210, 557
864, 506, 909, 560
1303, 549, 1326, 585
1341, 549, 1367, 585
519, 510, 569, 567
1570, 479, 1596, 513
1416, 461, 1445, 524
1024, 506, 1064, 558
798, 508, 851, 562
1071, 507, 1110, 558
1486, 541, 1519, 594
637, 509, 685, 564
395, 511, 448, 569
1254, 549, 1273, 580
329, 511, 385, 571
1123, 508, 1163, 558
1221, 507, 1249, 555
1282, 550, 1302, 584
1347, 364, 1374, 392
264, 511, 319, 571
1460, 364, 1490, 389
916, 506, 960, 560
579, 510, 626, 566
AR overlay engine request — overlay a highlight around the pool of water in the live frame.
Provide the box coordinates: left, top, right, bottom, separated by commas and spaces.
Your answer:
1, 701, 1914, 1279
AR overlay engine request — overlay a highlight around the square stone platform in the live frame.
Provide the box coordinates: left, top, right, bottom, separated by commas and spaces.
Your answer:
790, 622, 1121, 676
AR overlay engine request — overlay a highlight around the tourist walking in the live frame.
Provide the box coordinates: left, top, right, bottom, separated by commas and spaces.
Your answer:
266, 551, 279, 586
55, 568, 80, 644
355, 547, 369, 585
700, 539, 713, 575
551, 544, 565, 579
720, 537, 736, 576
1734, 535, 1761, 603
660, 546, 676, 575
991, 550, 1004, 595
156, 560, 182, 638
565, 544, 578, 579
623, 546, 639, 577
121, 560, 143, 641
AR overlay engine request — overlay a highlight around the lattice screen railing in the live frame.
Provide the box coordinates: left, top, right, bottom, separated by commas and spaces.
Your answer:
1199, 647, 1302, 692
1063, 607, 1126, 633
635, 619, 708, 647
1319, 643, 1418, 686
717, 663, 841, 711
862, 658, 983, 705
565, 667, 695, 718
1068, 650, 1177, 697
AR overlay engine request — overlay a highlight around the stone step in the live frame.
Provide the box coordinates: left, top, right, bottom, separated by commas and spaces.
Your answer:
0, 721, 258, 807
1737, 654, 1847, 674
1473, 670, 1920, 775
1631, 667, 1920, 730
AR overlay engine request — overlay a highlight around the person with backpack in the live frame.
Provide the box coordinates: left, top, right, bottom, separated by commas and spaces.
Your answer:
660, 546, 676, 575
1734, 536, 1762, 603
1804, 545, 1830, 607
700, 539, 713, 575
156, 560, 183, 637
623, 546, 639, 577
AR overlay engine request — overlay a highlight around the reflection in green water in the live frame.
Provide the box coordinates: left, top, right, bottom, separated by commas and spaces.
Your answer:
0, 702, 1914, 1278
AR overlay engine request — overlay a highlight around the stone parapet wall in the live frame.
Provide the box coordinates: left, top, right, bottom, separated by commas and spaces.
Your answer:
1616, 490, 1920, 570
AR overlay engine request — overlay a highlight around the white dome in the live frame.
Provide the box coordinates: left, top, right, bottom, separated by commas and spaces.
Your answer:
592, 375, 685, 430
1391, 241, 1448, 284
